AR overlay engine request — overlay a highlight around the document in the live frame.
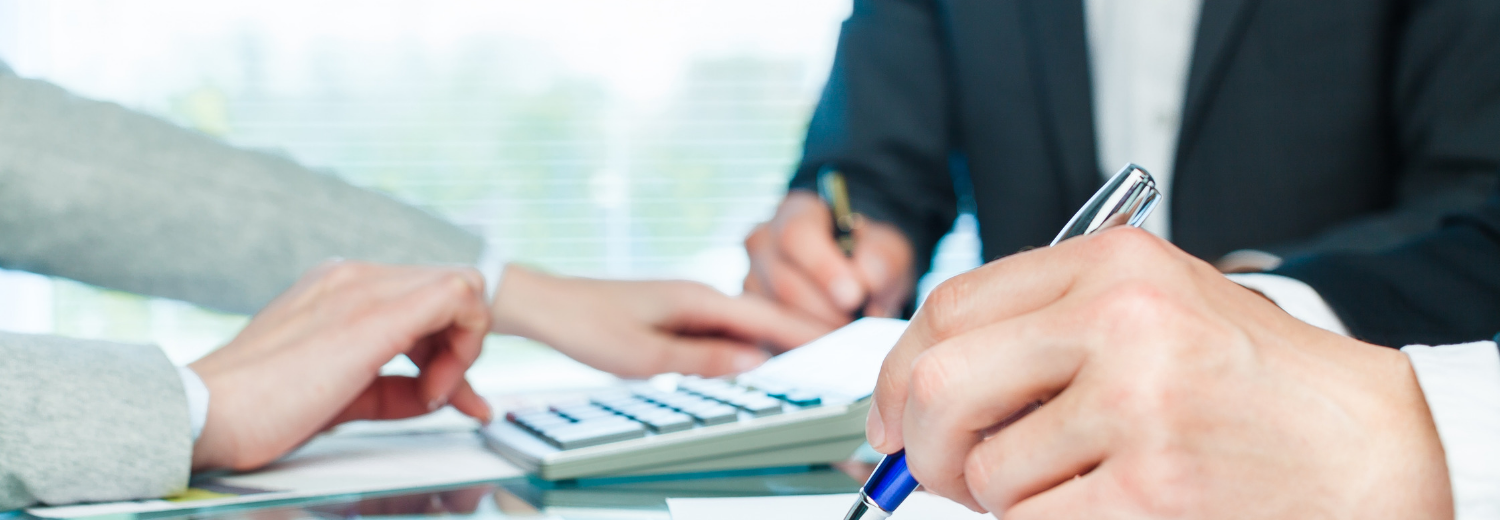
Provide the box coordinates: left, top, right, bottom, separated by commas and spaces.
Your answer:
667, 492, 991, 520
26, 430, 523, 519
736, 317, 909, 404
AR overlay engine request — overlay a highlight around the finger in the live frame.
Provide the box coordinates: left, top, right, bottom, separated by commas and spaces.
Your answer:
1003, 469, 1108, 520
868, 229, 1145, 453
774, 194, 867, 312
965, 380, 1109, 514
362, 268, 488, 409
668, 284, 835, 353
326, 376, 432, 424
852, 220, 915, 318
446, 378, 493, 424
742, 224, 774, 299
748, 230, 852, 326
899, 309, 1090, 509
641, 335, 771, 378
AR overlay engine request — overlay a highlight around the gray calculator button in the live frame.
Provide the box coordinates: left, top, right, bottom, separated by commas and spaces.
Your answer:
639, 412, 695, 433
738, 397, 784, 417
631, 388, 674, 403
509, 411, 573, 433
656, 392, 712, 410
589, 393, 637, 408
783, 390, 822, 406
544, 420, 646, 450
615, 402, 665, 419
552, 404, 615, 422
683, 404, 739, 426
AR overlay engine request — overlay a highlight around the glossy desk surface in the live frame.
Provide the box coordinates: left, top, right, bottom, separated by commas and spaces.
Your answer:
46, 464, 874, 520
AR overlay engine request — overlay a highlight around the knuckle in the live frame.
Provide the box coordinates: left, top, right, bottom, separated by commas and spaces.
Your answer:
744, 224, 768, 251
1114, 453, 1195, 514
1088, 226, 1163, 262
922, 275, 974, 340
442, 271, 479, 299
962, 451, 999, 504
319, 259, 369, 286
908, 350, 959, 410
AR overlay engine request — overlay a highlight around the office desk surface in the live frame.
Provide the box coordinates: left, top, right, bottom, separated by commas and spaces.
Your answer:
37, 464, 873, 520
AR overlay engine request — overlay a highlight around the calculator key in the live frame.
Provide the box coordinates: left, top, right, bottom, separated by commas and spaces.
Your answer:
638, 411, 695, 433
679, 377, 732, 394
614, 402, 666, 419
589, 392, 638, 408
782, 390, 822, 407
682, 404, 739, 426
630, 387, 675, 403
655, 392, 714, 411
508, 411, 574, 433
543, 420, 647, 450
737, 397, 784, 417
552, 404, 615, 422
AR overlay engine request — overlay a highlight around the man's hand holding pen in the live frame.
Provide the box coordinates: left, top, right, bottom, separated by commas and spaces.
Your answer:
743, 191, 915, 325
865, 228, 1453, 519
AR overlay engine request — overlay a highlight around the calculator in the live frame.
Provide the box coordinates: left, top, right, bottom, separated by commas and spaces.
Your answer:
482, 318, 909, 481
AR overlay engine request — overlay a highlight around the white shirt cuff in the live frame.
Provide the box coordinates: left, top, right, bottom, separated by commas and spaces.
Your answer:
176, 366, 210, 441
476, 242, 507, 303
1402, 341, 1500, 520
1226, 273, 1350, 336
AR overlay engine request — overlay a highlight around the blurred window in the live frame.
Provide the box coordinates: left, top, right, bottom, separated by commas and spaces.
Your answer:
0, 0, 980, 391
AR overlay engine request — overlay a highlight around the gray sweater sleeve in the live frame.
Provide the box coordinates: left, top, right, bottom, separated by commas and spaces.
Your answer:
0, 332, 191, 510
0, 67, 484, 314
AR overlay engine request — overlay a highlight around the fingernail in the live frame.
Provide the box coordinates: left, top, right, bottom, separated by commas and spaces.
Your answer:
830, 276, 863, 310
732, 351, 771, 373
866, 403, 886, 449
428, 396, 448, 412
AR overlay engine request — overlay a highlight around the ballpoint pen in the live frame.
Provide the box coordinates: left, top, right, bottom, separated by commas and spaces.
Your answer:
818, 167, 868, 317
841, 163, 1161, 520
818, 167, 859, 258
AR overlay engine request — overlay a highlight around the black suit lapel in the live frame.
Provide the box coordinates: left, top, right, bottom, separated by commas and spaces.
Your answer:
1178, 0, 1259, 159
1019, 0, 1098, 209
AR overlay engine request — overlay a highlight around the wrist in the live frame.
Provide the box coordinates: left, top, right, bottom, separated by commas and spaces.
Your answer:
187, 360, 238, 471
489, 263, 545, 337
1354, 345, 1454, 518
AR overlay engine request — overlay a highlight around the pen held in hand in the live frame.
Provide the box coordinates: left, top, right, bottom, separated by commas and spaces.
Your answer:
842, 163, 1161, 520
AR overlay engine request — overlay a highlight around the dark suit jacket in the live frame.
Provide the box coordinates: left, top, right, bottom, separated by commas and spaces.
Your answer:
1275, 188, 1500, 348
789, 0, 1500, 280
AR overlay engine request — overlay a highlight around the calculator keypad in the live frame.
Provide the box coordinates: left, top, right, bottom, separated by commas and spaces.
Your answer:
507, 377, 825, 450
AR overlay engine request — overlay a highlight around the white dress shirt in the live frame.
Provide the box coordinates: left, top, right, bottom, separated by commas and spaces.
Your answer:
1086, 0, 1202, 239
1085, 1, 1499, 515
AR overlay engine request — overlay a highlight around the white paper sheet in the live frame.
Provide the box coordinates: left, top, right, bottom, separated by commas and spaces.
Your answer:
736, 318, 908, 404
667, 492, 990, 520
26, 431, 523, 518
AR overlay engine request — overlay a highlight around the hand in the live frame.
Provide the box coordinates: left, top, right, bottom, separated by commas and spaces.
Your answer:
189, 261, 492, 471
743, 191, 915, 325
491, 264, 835, 378
868, 228, 1452, 519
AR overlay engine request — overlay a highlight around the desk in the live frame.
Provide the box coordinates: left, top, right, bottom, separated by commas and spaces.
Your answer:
50, 463, 874, 520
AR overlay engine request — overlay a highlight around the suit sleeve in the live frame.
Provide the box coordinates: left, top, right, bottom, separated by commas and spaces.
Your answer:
789, 0, 959, 279
0, 333, 191, 510
1271, 188, 1500, 347
1263, 0, 1500, 258
0, 68, 484, 315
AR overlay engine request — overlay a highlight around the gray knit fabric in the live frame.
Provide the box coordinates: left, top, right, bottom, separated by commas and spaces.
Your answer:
0, 63, 484, 509
0, 333, 190, 509
0, 67, 483, 314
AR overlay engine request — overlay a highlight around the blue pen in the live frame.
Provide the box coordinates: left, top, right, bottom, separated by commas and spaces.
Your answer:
842, 164, 1160, 520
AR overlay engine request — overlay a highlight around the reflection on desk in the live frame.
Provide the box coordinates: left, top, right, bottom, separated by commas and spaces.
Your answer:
104, 464, 871, 520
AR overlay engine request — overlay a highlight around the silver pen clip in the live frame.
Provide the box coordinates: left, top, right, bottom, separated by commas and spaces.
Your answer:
1052, 163, 1161, 246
